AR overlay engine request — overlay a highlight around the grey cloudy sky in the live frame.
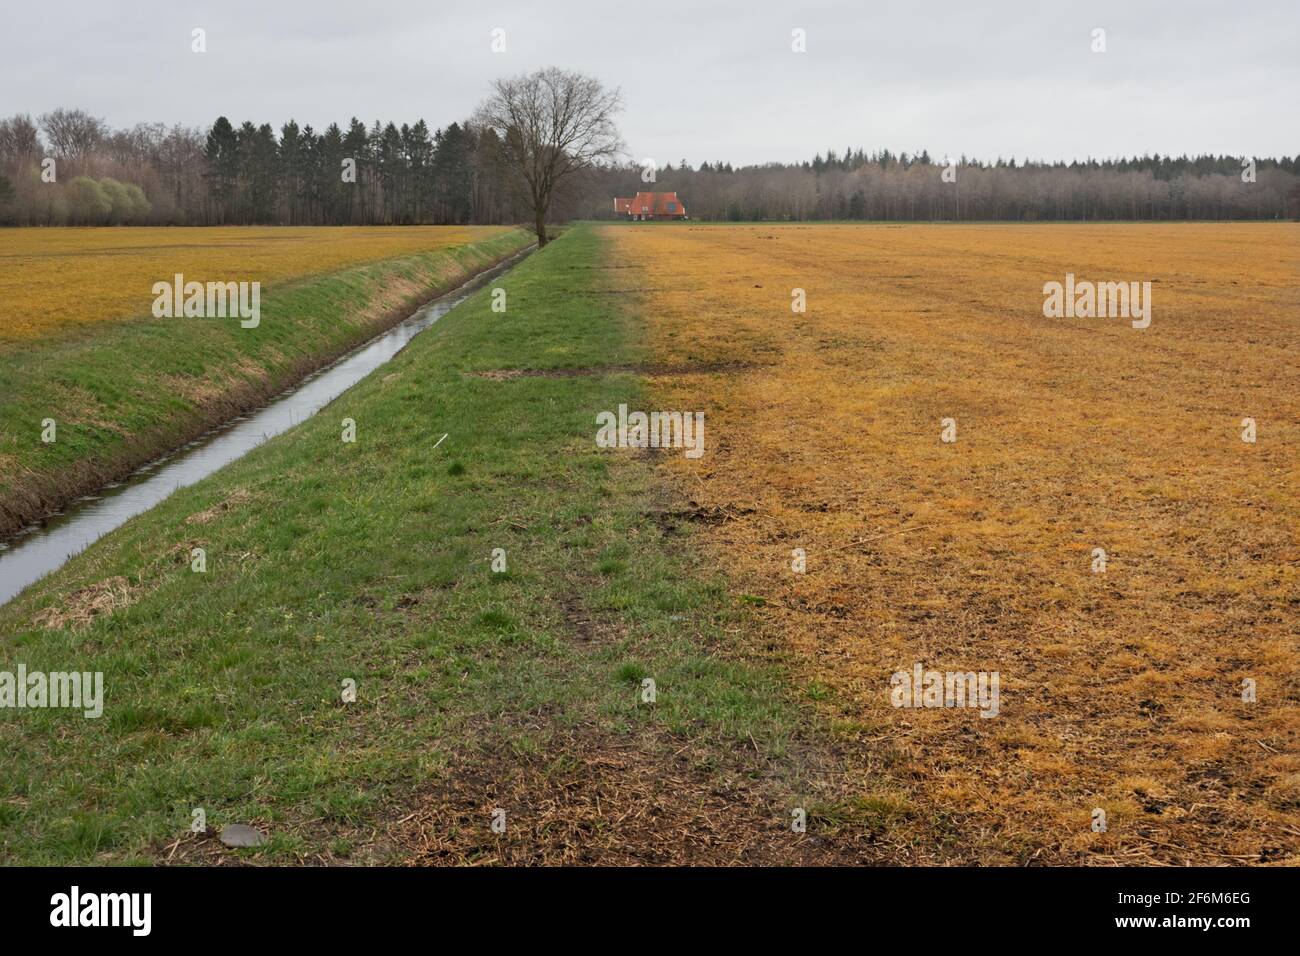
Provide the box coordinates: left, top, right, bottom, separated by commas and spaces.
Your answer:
3, 0, 1295, 165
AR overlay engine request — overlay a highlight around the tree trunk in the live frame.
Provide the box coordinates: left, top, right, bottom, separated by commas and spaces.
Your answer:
534, 205, 548, 246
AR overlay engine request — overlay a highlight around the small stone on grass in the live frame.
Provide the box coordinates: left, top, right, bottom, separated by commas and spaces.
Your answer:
219, 824, 268, 848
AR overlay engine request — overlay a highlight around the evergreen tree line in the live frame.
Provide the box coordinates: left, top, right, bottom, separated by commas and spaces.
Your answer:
2, 108, 1297, 225
199, 116, 519, 225
0, 109, 524, 226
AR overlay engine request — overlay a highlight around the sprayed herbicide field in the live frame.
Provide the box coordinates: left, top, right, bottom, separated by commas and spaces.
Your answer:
606, 222, 1300, 864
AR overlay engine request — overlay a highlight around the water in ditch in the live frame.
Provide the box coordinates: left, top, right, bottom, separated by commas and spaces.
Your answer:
0, 245, 533, 608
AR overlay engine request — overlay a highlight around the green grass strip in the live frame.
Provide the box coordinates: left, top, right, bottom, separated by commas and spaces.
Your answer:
0, 224, 806, 864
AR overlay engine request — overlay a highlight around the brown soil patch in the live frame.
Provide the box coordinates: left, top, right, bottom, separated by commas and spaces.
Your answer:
393, 730, 868, 866
156, 730, 876, 867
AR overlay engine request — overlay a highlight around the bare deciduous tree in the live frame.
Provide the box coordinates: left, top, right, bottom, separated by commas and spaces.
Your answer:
39, 107, 106, 161
0, 114, 41, 166
474, 67, 623, 245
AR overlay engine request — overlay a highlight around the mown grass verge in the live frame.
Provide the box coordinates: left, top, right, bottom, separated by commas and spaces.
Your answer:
0, 228, 534, 538
0, 224, 829, 865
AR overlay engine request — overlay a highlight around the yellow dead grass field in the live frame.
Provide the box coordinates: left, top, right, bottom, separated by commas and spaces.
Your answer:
605, 222, 1300, 865
0, 225, 515, 341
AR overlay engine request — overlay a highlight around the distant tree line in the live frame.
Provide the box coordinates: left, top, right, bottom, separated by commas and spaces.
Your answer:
1, 107, 1297, 225
0, 108, 526, 226
583, 149, 1300, 222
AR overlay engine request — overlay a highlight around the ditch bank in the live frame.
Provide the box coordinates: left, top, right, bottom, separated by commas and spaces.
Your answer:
0, 244, 534, 606
0, 228, 533, 540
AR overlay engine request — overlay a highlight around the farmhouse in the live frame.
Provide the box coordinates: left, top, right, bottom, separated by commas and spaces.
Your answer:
613, 191, 687, 220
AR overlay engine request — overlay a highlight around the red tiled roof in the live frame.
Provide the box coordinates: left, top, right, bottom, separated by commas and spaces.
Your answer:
614, 191, 686, 217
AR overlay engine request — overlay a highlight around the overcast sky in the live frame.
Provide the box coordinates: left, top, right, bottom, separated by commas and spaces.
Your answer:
2, 0, 1295, 165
